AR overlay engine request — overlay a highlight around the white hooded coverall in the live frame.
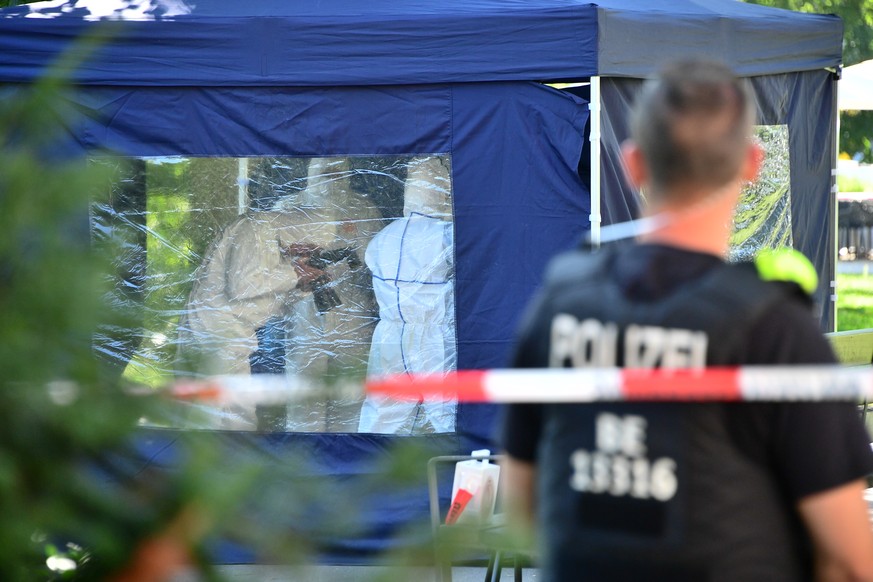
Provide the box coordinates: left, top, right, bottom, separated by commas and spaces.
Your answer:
358, 156, 457, 434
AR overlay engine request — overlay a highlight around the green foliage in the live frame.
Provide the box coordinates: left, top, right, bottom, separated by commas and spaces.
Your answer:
841, 110, 873, 163
837, 173, 873, 192
0, 0, 39, 8
837, 272, 873, 331
0, 60, 152, 582
0, 28, 240, 579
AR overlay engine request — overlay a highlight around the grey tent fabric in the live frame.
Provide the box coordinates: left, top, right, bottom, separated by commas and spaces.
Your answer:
595, 0, 842, 78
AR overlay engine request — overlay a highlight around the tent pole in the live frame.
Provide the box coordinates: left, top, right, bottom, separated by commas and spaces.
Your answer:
589, 76, 602, 248
237, 157, 249, 215
830, 73, 840, 332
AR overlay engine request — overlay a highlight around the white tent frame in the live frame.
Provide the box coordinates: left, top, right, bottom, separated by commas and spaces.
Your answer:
589, 76, 602, 247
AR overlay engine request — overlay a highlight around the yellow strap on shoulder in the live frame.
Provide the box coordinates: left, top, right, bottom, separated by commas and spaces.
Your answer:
754, 248, 818, 296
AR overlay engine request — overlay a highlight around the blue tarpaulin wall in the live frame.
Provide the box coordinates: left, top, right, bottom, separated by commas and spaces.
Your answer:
0, 0, 843, 563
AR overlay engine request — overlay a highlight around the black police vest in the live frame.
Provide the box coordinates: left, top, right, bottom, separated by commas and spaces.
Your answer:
535, 247, 812, 582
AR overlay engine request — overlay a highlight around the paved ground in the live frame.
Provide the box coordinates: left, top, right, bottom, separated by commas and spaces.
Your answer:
173, 565, 540, 581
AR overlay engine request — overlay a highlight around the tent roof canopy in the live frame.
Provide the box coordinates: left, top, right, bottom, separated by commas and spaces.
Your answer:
0, 0, 842, 86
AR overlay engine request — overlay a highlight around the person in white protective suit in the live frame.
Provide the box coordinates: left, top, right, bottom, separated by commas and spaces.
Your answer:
358, 155, 457, 434
277, 157, 384, 432
175, 206, 335, 429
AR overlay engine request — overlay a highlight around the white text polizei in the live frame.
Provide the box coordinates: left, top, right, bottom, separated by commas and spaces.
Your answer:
549, 314, 708, 369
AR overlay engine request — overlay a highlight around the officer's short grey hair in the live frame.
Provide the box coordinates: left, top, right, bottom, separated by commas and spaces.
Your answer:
630, 59, 757, 199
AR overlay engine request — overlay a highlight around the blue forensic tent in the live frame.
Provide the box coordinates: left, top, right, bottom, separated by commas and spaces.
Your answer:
0, 0, 843, 563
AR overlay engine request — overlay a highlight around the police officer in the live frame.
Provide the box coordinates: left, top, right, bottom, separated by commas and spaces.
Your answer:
500, 60, 873, 581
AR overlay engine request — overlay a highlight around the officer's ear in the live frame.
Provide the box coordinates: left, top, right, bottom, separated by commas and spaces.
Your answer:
621, 140, 648, 190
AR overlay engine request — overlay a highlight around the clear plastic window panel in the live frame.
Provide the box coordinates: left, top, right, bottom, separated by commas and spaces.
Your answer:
93, 155, 457, 434
729, 125, 793, 261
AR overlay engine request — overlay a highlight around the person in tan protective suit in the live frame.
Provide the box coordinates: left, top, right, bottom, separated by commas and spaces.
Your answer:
175, 183, 337, 429
176, 157, 383, 431
357, 155, 458, 434
176, 210, 333, 377
277, 157, 384, 432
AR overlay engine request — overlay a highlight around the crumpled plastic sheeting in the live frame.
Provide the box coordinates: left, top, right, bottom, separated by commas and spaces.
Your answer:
729, 125, 793, 262
93, 155, 457, 433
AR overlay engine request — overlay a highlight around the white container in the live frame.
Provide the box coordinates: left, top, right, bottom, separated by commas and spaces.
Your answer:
447, 449, 500, 525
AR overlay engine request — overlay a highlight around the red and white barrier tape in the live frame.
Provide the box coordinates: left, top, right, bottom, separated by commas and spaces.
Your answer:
168, 366, 873, 404
366, 367, 873, 403
169, 374, 343, 405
